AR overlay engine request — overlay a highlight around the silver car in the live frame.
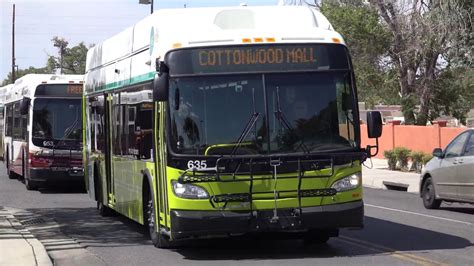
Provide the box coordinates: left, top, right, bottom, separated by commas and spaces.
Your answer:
420, 129, 474, 209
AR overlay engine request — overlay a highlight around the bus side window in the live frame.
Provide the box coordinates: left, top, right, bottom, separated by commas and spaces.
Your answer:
6, 104, 13, 137
119, 83, 153, 160
13, 102, 22, 139
93, 95, 106, 153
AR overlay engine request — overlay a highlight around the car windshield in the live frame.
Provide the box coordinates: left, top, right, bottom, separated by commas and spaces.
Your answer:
168, 72, 357, 156
33, 98, 82, 141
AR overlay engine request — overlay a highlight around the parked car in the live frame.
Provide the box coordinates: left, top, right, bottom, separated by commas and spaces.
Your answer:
420, 129, 474, 209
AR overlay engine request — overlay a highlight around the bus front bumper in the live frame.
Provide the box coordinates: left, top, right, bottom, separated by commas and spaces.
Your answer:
29, 167, 84, 183
170, 200, 363, 240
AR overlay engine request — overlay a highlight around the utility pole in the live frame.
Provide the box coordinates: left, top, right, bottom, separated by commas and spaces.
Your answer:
150, 0, 153, 14
11, 4, 16, 83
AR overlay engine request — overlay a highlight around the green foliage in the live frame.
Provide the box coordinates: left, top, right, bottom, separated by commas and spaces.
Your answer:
1, 66, 50, 86
410, 151, 426, 173
430, 67, 474, 124
422, 154, 434, 165
320, 2, 398, 107
393, 147, 412, 171
383, 149, 397, 170
2, 36, 89, 84
48, 37, 88, 74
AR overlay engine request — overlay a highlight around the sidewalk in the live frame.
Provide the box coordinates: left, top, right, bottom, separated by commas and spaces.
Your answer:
362, 158, 421, 193
0, 207, 52, 266
0, 206, 106, 266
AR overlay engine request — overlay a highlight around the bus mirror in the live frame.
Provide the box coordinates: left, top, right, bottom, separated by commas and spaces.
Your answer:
367, 111, 382, 138
20, 97, 31, 115
153, 73, 169, 102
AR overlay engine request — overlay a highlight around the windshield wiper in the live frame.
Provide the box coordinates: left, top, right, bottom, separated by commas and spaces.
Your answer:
230, 112, 260, 156
274, 86, 310, 153
55, 111, 81, 149
230, 87, 260, 156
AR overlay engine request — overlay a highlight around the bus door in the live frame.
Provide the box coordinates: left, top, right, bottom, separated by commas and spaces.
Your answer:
104, 93, 115, 206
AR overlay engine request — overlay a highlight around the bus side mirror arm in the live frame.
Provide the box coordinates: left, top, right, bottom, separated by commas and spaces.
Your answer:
365, 138, 379, 158
365, 111, 383, 158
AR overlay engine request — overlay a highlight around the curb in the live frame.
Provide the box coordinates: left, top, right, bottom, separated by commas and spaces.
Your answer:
4, 207, 106, 266
0, 207, 52, 266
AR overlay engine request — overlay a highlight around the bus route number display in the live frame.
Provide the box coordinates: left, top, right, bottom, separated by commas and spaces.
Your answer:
35, 84, 84, 97
67, 85, 83, 95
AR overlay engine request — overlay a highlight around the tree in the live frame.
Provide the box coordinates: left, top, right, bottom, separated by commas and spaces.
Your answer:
47, 36, 88, 74
1, 36, 89, 84
320, 1, 399, 108
1, 66, 49, 86
368, 0, 472, 125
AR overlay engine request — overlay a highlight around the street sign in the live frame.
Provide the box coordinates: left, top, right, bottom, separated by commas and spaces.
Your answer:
139, 0, 150, 4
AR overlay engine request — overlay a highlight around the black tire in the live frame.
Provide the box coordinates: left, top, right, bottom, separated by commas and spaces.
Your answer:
422, 177, 442, 209
303, 230, 332, 246
25, 177, 38, 191
144, 186, 173, 249
6, 152, 16, 180
95, 168, 114, 217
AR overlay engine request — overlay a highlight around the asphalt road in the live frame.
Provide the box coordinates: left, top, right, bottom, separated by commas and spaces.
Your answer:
1, 165, 473, 266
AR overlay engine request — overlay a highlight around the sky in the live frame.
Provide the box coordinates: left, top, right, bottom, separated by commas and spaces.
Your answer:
0, 0, 280, 82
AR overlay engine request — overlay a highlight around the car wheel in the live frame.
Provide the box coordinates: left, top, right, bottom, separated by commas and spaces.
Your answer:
422, 177, 441, 209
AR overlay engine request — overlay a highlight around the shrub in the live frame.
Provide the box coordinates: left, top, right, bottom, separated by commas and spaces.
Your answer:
410, 151, 425, 173
383, 149, 397, 170
393, 147, 411, 171
422, 153, 434, 165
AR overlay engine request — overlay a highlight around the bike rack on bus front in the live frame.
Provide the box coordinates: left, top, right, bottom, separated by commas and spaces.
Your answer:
177, 152, 366, 224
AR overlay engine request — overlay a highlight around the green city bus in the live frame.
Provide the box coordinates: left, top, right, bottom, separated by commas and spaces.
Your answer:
84, 6, 382, 248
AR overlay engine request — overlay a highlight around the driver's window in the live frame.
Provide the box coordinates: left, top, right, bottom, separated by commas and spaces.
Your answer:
444, 132, 469, 158
464, 133, 474, 156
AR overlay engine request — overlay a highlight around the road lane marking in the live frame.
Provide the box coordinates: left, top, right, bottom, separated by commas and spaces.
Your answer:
338, 236, 449, 266
335, 237, 427, 265
365, 204, 472, 226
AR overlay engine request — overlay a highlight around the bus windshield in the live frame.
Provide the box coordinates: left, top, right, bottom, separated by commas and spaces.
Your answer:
168, 72, 357, 156
33, 98, 82, 145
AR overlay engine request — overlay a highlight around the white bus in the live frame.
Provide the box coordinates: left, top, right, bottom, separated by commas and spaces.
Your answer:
0, 84, 13, 160
3, 74, 84, 190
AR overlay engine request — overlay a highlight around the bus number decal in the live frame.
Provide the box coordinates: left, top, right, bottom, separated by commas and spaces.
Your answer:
43, 141, 54, 147
187, 160, 207, 170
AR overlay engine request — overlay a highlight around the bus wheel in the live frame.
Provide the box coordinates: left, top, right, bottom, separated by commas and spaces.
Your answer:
303, 230, 332, 246
6, 153, 16, 180
25, 177, 38, 191
96, 181, 113, 217
144, 189, 172, 249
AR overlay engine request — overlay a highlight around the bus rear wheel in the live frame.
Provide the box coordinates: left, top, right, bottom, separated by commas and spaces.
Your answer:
144, 188, 172, 249
6, 153, 16, 180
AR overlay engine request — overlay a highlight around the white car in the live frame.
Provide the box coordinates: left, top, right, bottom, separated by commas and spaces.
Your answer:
420, 129, 474, 209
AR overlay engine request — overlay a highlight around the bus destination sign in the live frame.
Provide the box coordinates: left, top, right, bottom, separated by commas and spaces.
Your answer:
167, 44, 349, 75
198, 47, 317, 67
35, 84, 83, 97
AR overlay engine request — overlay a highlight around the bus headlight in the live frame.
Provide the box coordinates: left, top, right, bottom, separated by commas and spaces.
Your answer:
331, 172, 361, 192
172, 181, 209, 199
